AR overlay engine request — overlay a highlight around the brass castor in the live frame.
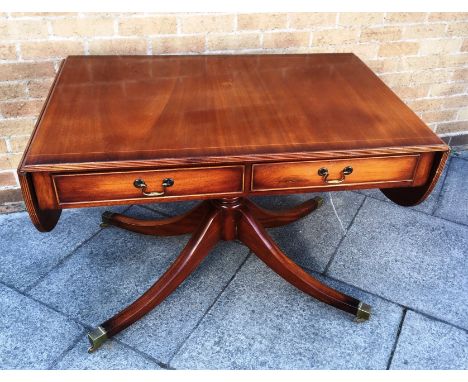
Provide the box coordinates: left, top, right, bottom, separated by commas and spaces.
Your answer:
355, 302, 372, 323
87, 326, 108, 353
100, 211, 115, 228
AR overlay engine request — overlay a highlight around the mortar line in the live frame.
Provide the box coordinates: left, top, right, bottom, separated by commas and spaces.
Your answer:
47, 328, 87, 370
112, 338, 175, 370
386, 308, 407, 370
167, 251, 252, 366
0, 279, 91, 328
407, 309, 468, 335
322, 195, 367, 275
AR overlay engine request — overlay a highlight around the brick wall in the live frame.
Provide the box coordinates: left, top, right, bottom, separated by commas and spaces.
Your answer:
1, 12, 467, 198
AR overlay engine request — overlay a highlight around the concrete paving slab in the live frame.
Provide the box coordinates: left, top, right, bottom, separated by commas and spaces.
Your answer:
171, 256, 403, 370
390, 311, 468, 369
0, 206, 125, 291
0, 283, 83, 369
53, 338, 162, 370
434, 158, 468, 225
328, 198, 468, 330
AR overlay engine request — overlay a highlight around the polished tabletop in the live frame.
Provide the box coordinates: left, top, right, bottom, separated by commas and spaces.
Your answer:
22, 54, 445, 170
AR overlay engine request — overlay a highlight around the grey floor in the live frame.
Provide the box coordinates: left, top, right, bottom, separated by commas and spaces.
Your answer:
1, 151, 467, 370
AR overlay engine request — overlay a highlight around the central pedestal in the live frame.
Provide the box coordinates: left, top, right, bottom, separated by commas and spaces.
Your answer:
88, 196, 371, 352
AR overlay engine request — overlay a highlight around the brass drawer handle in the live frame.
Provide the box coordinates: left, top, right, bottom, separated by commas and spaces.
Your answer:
133, 178, 174, 197
318, 166, 353, 184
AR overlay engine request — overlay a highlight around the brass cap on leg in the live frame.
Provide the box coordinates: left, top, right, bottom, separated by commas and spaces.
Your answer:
87, 326, 108, 353
355, 302, 371, 323
100, 211, 115, 227
314, 196, 324, 208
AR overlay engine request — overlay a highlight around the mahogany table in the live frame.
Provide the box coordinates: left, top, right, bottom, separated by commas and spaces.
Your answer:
18, 54, 449, 352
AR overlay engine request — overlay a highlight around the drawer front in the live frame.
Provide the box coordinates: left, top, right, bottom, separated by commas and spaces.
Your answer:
54, 165, 244, 204
252, 155, 420, 191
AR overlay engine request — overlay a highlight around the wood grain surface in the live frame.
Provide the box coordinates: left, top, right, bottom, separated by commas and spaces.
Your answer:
53, 165, 244, 205
20, 54, 446, 171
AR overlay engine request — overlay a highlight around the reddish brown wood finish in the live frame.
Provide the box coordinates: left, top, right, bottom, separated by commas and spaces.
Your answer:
97, 197, 361, 345
53, 165, 244, 205
244, 197, 323, 228
18, 54, 449, 232
101, 207, 223, 338
237, 203, 360, 315
20, 54, 446, 170
18, 172, 61, 232
251, 154, 421, 191
100, 201, 211, 236
382, 151, 449, 206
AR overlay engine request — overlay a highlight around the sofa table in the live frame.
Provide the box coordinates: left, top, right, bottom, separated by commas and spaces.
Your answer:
18, 54, 449, 352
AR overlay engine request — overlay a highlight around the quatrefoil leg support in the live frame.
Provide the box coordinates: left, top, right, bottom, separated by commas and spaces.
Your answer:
89, 197, 370, 352
99, 201, 212, 236
237, 204, 370, 320
243, 196, 323, 228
